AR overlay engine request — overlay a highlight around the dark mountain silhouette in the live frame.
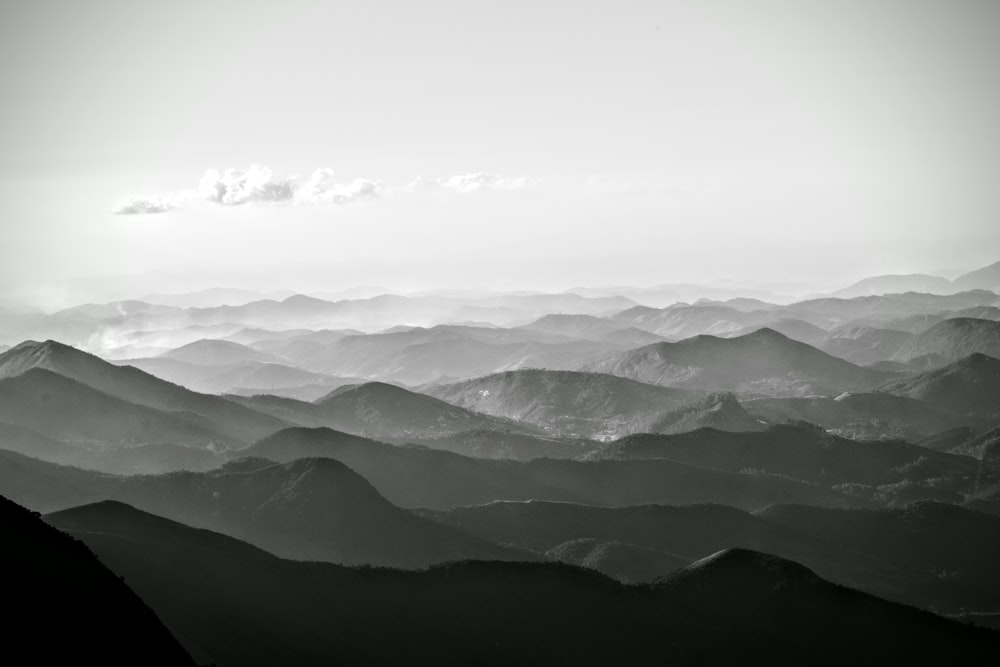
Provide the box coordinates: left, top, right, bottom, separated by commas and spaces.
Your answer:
240, 426, 857, 510
586, 423, 980, 494
2, 495, 195, 666
878, 353, 1000, 420
918, 426, 981, 451
0, 369, 232, 446
0, 340, 287, 442
758, 502, 1000, 610
649, 392, 767, 434
745, 392, 979, 441
424, 369, 699, 438
583, 328, 891, 396
159, 338, 283, 365
424, 500, 975, 611
0, 448, 519, 567
892, 318, 1000, 362
727, 317, 828, 346
545, 538, 687, 583
46, 500, 1000, 666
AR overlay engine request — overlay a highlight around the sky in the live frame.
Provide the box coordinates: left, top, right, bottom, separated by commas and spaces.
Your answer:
1, 0, 999, 308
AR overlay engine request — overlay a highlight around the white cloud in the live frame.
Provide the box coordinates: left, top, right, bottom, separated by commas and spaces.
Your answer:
406, 173, 531, 194
294, 168, 382, 205
113, 167, 530, 214
113, 195, 180, 215
198, 165, 296, 205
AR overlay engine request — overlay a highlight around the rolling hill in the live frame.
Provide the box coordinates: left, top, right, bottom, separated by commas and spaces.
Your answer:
878, 353, 1000, 420
583, 328, 892, 396
424, 369, 699, 438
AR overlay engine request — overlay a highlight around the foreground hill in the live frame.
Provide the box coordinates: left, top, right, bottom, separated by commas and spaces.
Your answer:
758, 502, 1000, 610
2, 495, 194, 666
878, 353, 1000, 420
0, 449, 518, 567
583, 328, 891, 396
240, 426, 857, 510
424, 369, 699, 438
46, 501, 999, 666
426, 499, 998, 613
0, 340, 287, 442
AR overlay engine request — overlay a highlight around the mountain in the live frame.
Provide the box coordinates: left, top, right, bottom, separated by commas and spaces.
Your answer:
120, 356, 355, 398
610, 303, 777, 339
892, 317, 1000, 362
953, 260, 1000, 292
424, 369, 699, 439
757, 502, 1000, 610
312, 381, 536, 439
0, 448, 518, 567
649, 392, 767, 434
832, 274, 954, 298
158, 338, 283, 365
818, 325, 913, 365
238, 426, 853, 510
0, 369, 232, 446
585, 423, 980, 497
0, 340, 288, 443
878, 353, 1000, 420
583, 328, 892, 396
727, 318, 828, 346
46, 500, 999, 665
2, 495, 195, 666
744, 392, 980, 441
545, 538, 688, 583
412, 429, 597, 460
424, 500, 972, 612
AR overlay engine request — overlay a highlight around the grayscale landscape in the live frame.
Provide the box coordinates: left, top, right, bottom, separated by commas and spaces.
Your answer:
2, 1, 1000, 665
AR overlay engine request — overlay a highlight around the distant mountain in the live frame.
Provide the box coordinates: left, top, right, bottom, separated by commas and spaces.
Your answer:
744, 392, 979, 441
610, 304, 777, 339
818, 325, 913, 365
878, 353, 1000, 420
312, 381, 535, 439
583, 328, 891, 396
158, 338, 283, 365
0, 340, 287, 443
649, 392, 767, 434
585, 423, 980, 497
953, 260, 1000, 292
0, 369, 232, 446
726, 318, 828, 346
424, 369, 699, 439
120, 356, 356, 398
545, 538, 687, 583
0, 449, 518, 567
2, 495, 195, 666
832, 274, 954, 298
139, 287, 293, 308
47, 500, 999, 665
238, 426, 853, 510
891, 317, 1000, 362
412, 429, 597, 460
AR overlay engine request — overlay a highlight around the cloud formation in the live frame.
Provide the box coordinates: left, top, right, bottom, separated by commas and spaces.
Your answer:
113, 196, 180, 215
198, 165, 296, 205
114, 166, 529, 214
407, 173, 531, 194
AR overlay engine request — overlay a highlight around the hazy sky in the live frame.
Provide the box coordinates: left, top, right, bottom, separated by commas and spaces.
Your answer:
1, 0, 999, 306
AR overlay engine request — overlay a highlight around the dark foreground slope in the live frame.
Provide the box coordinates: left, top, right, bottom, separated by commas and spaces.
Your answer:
1, 495, 194, 666
47, 501, 999, 667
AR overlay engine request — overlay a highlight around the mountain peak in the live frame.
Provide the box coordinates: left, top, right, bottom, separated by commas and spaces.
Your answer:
669, 547, 821, 589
